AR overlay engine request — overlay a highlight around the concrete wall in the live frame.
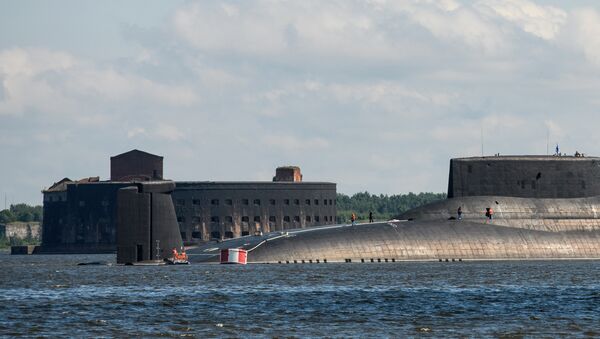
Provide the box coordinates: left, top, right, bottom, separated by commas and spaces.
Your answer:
116, 186, 151, 263
2, 222, 40, 240
116, 182, 182, 264
448, 156, 600, 198
40, 182, 131, 253
172, 182, 337, 243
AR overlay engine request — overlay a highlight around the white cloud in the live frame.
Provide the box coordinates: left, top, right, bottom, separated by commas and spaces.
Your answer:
567, 8, 600, 67
156, 124, 185, 141
0, 48, 199, 118
127, 127, 146, 138
477, 0, 567, 40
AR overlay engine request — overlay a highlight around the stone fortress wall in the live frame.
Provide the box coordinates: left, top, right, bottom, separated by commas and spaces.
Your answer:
172, 182, 336, 243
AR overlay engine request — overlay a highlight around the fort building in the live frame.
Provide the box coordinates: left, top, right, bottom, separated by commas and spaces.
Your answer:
172, 181, 336, 243
40, 150, 336, 253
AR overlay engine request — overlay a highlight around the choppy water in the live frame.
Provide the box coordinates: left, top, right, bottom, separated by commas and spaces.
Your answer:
1, 253, 599, 338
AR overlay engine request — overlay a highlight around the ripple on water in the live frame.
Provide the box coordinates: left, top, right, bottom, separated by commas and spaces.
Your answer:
1, 255, 600, 337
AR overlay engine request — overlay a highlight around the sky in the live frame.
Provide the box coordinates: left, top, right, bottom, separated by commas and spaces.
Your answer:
2, 0, 600, 206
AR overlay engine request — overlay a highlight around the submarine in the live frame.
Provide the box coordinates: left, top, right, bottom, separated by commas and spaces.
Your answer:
185, 155, 600, 263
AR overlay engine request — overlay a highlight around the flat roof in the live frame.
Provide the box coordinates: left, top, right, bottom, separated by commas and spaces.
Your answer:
453, 155, 600, 161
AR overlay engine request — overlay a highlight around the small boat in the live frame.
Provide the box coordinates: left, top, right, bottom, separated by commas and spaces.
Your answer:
166, 247, 190, 265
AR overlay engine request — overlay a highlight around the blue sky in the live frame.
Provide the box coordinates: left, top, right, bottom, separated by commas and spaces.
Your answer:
2, 0, 600, 205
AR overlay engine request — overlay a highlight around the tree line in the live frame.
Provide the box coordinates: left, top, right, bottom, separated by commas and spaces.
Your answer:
0, 204, 43, 224
336, 192, 446, 222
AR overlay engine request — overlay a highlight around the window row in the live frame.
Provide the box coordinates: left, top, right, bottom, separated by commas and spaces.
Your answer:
181, 231, 237, 240
177, 215, 335, 223
176, 198, 335, 206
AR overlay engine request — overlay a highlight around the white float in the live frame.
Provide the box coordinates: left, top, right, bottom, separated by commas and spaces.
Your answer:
220, 248, 247, 264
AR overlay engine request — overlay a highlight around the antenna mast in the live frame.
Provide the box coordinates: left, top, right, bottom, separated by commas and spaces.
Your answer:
481, 127, 484, 156
546, 127, 549, 156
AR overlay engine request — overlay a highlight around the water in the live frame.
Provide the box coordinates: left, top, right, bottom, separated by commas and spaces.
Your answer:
1, 253, 599, 338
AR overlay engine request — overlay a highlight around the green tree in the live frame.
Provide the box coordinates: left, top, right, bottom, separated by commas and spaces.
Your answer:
7, 204, 43, 223
0, 209, 15, 224
336, 191, 446, 222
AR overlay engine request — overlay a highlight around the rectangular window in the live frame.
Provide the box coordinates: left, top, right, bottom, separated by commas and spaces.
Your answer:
180, 232, 187, 240
284, 216, 291, 222
294, 199, 300, 205
293, 216, 300, 222
468, 165, 473, 173
306, 216, 312, 222
211, 199, 219, 205
269, 216, 276, 222
329, 199, 333, 205
324, 199, 328, 205
314, 199, 319, 205
254, 216, 261, 222
192, 231, 202, 239
315, 216, 320, 222
177, 216, 185, 222
242, 199, 249, 205
253, 199, 261, 206
192, 216, 201, 223
269, 199, 276, 205
324, 216, 328, 222
192, 199, 201, 205
226, 216, 233, 223
210, 216, 219, 222
305, 199, 311, 205
225, 199, 233, 205
242, 216, 249, 222
284, 199, 290, 205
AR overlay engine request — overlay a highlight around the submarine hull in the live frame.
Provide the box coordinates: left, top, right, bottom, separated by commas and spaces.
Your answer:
187, 220, 600, 263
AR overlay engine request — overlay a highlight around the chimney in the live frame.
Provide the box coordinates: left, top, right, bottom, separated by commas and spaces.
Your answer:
273, 166, 302, 182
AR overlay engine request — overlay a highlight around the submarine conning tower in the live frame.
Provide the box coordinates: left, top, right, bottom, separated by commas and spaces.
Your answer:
448, 155, 600, 199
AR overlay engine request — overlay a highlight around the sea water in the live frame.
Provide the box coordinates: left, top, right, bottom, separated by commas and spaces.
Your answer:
1, 253, 599, 337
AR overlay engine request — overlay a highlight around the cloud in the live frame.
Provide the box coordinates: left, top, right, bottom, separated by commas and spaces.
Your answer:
477, 0, 567, 40
567, 8, 600, 67
127, 127, 146, 138
156, 124, 185, 141
0, 48, 199, 118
